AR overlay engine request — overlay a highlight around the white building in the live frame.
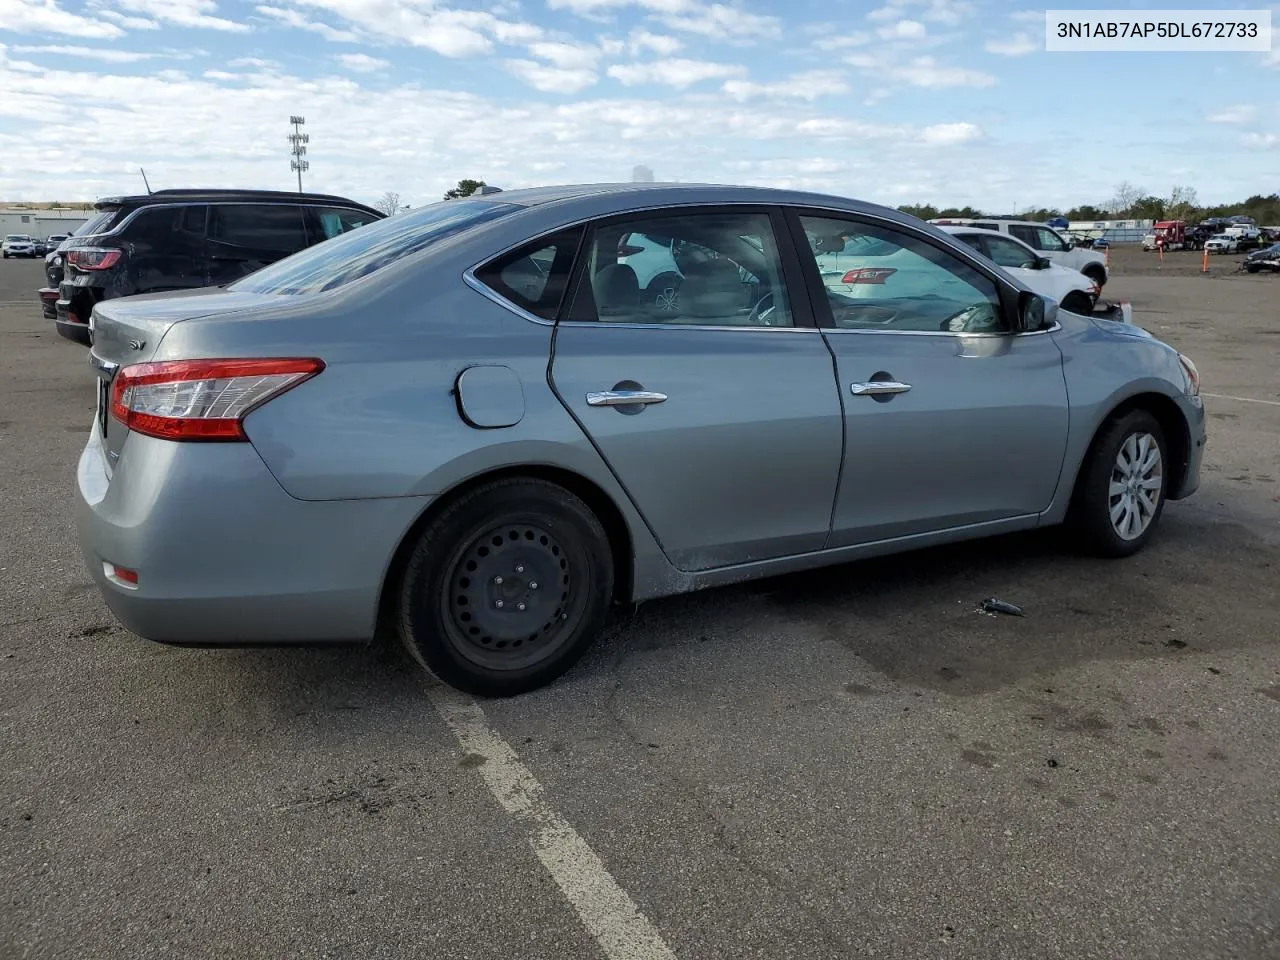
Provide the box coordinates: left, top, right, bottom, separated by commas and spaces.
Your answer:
0, 208, 91, 240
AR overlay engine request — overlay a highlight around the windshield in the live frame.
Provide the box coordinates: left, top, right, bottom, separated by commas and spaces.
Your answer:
230, 199, 519, 295
5, 235, 29, 241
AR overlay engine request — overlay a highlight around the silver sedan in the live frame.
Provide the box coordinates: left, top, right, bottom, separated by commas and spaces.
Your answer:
76, 183, 1206, 696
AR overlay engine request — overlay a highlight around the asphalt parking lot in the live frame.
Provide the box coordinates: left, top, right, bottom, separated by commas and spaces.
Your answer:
2, 248, 1278, 960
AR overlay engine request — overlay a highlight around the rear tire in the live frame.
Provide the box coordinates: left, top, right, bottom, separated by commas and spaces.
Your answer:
1068, 410, 1168, 558
1059, 291, 1094, 314
397, 477, 614, 697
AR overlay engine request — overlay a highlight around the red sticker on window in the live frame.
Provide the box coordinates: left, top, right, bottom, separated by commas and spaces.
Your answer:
841, 267, 897, 285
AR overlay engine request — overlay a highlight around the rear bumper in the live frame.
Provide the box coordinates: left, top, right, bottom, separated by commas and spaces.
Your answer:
75, 428, 431, 645
38, 287, 58, 320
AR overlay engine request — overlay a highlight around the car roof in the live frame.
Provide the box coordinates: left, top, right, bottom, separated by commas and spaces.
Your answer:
93, 188, 382, 215
483, 181, 910, 217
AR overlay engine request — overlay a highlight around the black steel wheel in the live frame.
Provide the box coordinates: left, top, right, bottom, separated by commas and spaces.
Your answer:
397, 477, 613, 696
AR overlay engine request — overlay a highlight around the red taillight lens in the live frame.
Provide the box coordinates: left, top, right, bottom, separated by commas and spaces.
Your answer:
110, 358, 324, 442
67, 247, 122, 270
841, 267, 898, 285
618, 243, 646, 257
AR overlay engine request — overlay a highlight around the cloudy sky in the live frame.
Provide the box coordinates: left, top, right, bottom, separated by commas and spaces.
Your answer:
0, 0, 1276, 210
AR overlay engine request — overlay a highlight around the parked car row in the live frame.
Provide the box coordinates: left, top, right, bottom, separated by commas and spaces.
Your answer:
71, 182, 1205, 696
37, 188, 384, 343
1244, 242, 1280, 273
2, 234, 71, 258
925, 217, 1110, 290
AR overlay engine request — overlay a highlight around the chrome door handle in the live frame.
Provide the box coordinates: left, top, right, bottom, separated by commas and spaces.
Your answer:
586, 390, 668, 407
850, 381, 912, 396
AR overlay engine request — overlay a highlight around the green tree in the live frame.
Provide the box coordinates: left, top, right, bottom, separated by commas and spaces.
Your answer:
444, 178, 487, 200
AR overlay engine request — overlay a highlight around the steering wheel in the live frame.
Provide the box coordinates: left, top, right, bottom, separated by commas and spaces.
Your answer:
746, 291, 776, 325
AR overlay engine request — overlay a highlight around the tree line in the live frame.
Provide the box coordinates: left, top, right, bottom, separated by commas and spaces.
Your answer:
898, 184, 1280, 226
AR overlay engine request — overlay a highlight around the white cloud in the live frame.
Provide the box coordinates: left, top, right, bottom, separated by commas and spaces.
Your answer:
546, 0, 687, 14
813, 30, 873, 51
1009, 10, 1044, 24
607, 57, 745, 87
985, 32, 1038, 56
337, 52, 389, 72
254, 6, 359, 42
113, 0, 249, 32
847, 52, 996, 89
505, 58, 597, 93
722, 70, 849, 101
1242, 132, 1277, 148
0, 0, 124, 38
1206, 104, 1256, 123
920, 121, 982, 145
868, 0, 974, 26
264, 1, 545, 56
658, 3, 779, 40
96, 8, 160, 29
629, 29, 682, 55
12, 43, 158, 62
878, 18, 927, 40
527, 40, 601, 69
228, 56, 279, 68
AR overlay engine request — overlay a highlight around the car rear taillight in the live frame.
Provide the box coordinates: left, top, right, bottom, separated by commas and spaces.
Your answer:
67, 247, 122, 270
110, 358, 324, 441
841, 267, 898, 285
618, 243, 646, 257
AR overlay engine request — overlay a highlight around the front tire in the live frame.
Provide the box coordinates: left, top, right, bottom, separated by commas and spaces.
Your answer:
1059, 291, 1094, 314
1069, 410, 1168, 558
1082, 265, 1106, 289
397, 477, 614, 697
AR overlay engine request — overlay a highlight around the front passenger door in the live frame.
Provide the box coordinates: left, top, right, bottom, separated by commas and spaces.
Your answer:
545, 207, 844, 570
790, 211, 1070, 547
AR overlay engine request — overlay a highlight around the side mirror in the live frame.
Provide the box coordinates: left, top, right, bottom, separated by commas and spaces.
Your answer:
1063, 240, 1075, 251
1018, 290, 1056, 331
1035, 257, 1053, 270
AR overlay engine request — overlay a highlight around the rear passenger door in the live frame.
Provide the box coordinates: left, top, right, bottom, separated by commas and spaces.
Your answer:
122, 204, 208, 293
545, 206, 844, 571
206, 204, 309, 285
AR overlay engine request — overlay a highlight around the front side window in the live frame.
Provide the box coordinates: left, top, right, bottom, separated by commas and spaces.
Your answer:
209, 204, 307, 254
1035, 227, 1068, 252
474, 228, 583, 321
984, 235, 1038, 269
568, 210, 792, 327
314, 207, 379, 240
231, 199, 518, 295
799, 215, 1005, 333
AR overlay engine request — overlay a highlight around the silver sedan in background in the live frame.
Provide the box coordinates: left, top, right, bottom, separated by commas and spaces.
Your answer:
76, 183, 1206, 696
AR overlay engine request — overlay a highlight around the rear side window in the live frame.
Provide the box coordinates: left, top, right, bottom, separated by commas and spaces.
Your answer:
474, 228, 583, 321
210, 205, 307, 254
78, 210, 119, 236
312, 206, 379, 240
230, 199, 519, 295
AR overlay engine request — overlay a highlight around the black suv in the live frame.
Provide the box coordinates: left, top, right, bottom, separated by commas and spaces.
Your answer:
45, 189, 383, 344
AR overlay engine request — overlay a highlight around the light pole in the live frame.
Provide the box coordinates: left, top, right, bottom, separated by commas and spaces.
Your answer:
288, 116, 309, 193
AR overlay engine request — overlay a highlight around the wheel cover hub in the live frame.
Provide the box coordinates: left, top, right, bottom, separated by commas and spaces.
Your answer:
1109, 431, 1163, 541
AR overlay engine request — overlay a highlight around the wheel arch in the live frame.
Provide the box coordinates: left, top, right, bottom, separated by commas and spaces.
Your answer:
1067, 391, 1192, 509
375, 464, 636, 639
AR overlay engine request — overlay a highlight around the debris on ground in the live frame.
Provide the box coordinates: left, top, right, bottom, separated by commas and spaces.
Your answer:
979, 597, 1025, 617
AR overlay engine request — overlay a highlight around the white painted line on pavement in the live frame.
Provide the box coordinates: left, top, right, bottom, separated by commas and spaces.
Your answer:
1204, 392, 1280, 407
427, 685, 678, 960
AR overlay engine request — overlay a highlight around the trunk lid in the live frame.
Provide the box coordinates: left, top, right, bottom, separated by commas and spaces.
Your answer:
89, 288, 283, 471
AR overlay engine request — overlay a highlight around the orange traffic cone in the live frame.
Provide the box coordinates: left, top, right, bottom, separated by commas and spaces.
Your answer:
1202, 246, 1209, 273
1104, 243, 1111, 268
